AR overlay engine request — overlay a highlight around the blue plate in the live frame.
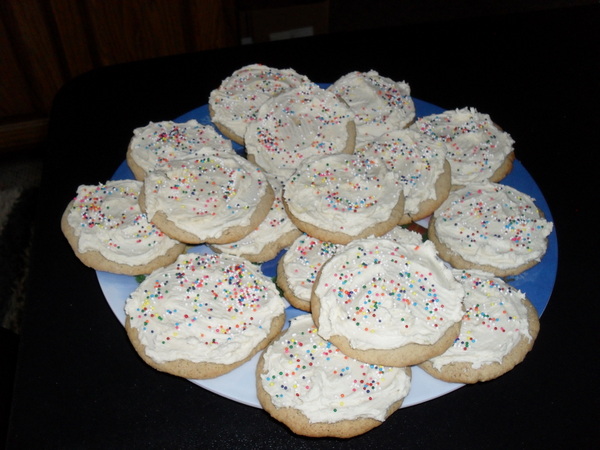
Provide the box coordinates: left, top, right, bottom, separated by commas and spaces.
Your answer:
101, 96, 557, 408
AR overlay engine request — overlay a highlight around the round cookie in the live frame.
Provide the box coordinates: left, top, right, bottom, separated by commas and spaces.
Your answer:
139, 149, 275, 245
419, 269, 540, 383
311, 238, 465, 367
210, 174, 302, 263
276, 234, 344, 312
244, 82, 357, 180
208, 64, 311, 144
125, 252, 286, 379
356, 128, 451, 224
410, 107, 515, 188
126, 120, 233, 181
328, 70, 415, 145
256, 314, 411, 438
282, 153, 404, 245
428, 181, 554, 277
61, 179, 186, 275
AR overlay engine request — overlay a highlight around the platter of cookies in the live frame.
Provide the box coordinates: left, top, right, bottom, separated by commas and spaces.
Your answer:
63, 65, 557, 438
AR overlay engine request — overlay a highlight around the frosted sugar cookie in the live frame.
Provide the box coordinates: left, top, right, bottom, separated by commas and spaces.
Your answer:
210, 174, 302, 263
125, 252, 286, 379
126, 120, 233, 180
276, 234, 344, 312
282, 153, 404, 244
256, 314, 411, 438
311, 238, 465, 367
428, 181, 554, 277
419, 269, 540, 383
328, 70, 415, 145
245, 82, 356, 179
208, 64, 311, 144
139, 149, 274, 245
277, 227, 423, 312
410, 107, 515, 188
61, 179, 186, 275
356, 128, 451, 224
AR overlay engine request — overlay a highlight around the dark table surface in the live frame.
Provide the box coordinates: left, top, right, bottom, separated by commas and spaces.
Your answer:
7, 4, 599, 449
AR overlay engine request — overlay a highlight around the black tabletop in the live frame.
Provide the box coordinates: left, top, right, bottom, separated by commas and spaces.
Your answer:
7, 5, 599, 449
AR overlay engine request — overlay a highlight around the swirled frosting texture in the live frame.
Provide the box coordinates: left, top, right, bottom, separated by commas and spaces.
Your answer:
66, 180, 181, 265
259, 314, 411, 422
125, 252, 285, 364
282, 227, 423, 303
432, 182, 553, 269
282, 234, 345, 302
209, 64, 311, 140
328, 70, 415, 143
429, 269, 535, 369
142, 150, 270, 240
314, 239, 465, 350
283, 153, 402, 235
128, 120, 232, 177
411, 107, 514, 185
356, 128, 448, 215
245, 82, 356, 179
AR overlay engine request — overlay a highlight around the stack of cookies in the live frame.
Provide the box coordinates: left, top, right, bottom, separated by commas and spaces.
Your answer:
61, 64, 553, 439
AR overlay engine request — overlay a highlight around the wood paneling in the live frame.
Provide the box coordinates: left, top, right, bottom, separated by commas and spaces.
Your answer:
0, 16, 37, 117
0, 0, 239, 153
83, 0, 188, 66
50, 1, 96, 78
2, 1, 65, 114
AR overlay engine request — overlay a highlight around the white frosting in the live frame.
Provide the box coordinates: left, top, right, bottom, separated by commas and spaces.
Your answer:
381, 225, 424, 246
281, 234, 345, 303
244, 82, 356, 179
125, 252, 286, 365
411, 107, 514, 185
432, 182, 553, 269
128, 120, 233, 177
210, 175, 300, 258
328, 70, 415, 144
142, 150, 270, 241
66, 180, 182, 265
259, 314, 411, 423
356, 128, 448, 215
314, 239, 465, 350
429, 269, 534, 370
209, 64, 311, 140
283, 153, 402, 235
282, 227, 423, 304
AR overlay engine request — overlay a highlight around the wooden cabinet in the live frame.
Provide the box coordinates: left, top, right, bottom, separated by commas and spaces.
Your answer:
0, 0, 238, 153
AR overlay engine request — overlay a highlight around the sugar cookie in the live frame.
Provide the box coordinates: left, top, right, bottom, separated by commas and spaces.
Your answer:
61, 179, 186, 275
125, 252, 286, 379
139, 150, 274, 245
428, 181, 553, 277
256, 314, 411, 438
311, 238, 465, 367
411, 107, 515, 188
419, 269, 540, 383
